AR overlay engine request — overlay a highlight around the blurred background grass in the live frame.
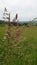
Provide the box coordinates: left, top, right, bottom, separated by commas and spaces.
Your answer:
0, 24, 37, 65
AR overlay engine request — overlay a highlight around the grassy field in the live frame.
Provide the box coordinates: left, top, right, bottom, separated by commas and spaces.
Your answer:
0, 24, 37, 65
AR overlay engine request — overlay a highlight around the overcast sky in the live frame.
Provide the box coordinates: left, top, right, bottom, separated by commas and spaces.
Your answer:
0, 0, 37, 21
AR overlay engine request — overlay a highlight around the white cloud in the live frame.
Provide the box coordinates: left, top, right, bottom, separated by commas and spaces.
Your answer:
0, 0, 37, 21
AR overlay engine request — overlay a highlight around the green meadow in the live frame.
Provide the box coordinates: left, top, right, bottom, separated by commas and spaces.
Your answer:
0, 24, 37, 65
